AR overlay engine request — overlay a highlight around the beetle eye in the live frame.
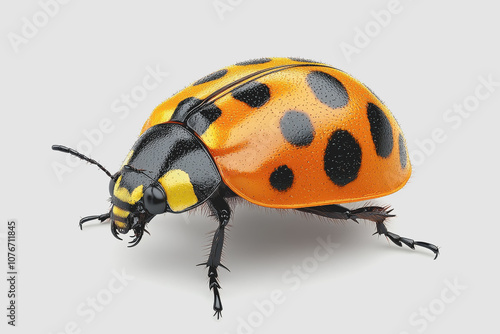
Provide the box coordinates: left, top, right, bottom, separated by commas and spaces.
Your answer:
143, 183, 167, 214
109, 178, 116, 196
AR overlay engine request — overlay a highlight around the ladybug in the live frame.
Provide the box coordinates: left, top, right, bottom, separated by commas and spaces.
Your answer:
53, 57, 439, 318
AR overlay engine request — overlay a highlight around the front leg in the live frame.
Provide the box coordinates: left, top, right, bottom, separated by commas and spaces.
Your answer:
198, 190, 231, 319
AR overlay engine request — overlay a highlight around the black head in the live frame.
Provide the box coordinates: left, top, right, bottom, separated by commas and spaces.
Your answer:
52, 122, 222, 247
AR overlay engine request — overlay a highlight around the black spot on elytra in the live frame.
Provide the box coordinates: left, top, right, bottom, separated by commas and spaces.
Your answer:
288, 57, 321, 63
193, 69, 228, 86
235, 58, 272, 66
187, 103, 222, 136
398, 133, 407, 169
232, 81, 270, 108
270, 165, 294, 191
367, 103, 393, 158
306, 71, 349, 109
324, 130, 362, 187
171, 97, 202, 122
280, 110, 314, 147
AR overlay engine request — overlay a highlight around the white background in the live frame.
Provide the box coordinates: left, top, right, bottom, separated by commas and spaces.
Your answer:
1, 0, 499, 333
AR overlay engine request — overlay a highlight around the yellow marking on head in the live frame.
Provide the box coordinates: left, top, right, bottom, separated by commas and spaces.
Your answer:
114, 175, 144, 205
121, 150, 134, 168
114, 220, 127, 229
158, 169, 198, 212
113, 206, 130, 219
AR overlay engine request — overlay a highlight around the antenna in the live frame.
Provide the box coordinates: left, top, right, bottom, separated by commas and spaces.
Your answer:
123, 164, 155, 182
52, 145, 114, 179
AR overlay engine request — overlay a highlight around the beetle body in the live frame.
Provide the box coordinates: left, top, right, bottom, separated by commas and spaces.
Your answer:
53, 57, 438, 318
140, 57, 410, 209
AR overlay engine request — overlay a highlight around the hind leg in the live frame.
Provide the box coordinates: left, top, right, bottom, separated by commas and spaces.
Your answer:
297, 204, 439, 259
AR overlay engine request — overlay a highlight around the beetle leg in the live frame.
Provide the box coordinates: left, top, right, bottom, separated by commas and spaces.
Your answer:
297, 204, 394, 224
79, 212, 110, 230
197, 191, 231, 319
373, 222, 439, 260
297, 204, 439, 259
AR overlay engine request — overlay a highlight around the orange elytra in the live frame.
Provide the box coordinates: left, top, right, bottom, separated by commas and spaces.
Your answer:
141, 57, 411, 208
